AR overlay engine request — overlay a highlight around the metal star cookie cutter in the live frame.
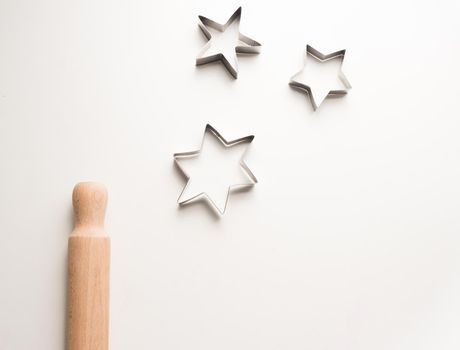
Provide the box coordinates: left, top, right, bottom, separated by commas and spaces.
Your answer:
289, 45, 351, 110
173, 124, 257, 215
196, 7, 261, 79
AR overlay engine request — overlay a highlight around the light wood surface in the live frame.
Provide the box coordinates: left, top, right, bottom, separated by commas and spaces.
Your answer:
66, 182, 110, 350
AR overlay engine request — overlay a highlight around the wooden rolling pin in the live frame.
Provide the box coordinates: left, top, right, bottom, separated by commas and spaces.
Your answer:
66, 182, 110, 350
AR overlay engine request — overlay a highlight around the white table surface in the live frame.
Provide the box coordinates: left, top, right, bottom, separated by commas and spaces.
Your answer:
1, 0, 460, 349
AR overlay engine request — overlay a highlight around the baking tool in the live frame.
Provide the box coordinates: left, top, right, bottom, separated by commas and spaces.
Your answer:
174, 124, 257, 215
289, 45, 351, 110
196, 7, 261, 79
66, 182, 110, 350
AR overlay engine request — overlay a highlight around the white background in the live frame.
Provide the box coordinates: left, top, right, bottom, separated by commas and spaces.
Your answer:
1, 0, 460, 349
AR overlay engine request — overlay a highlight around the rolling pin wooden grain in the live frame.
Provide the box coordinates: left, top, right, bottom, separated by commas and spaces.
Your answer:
66, 182, 110, 350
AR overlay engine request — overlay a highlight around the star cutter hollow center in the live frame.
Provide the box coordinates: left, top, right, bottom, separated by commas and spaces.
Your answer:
289, 45, 352, 110
196, 7, 261, 79
173, 124, 257, 215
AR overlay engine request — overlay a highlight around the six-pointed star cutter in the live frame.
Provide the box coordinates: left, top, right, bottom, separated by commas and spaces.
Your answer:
196, 7, 261, 79
289, 45, 352, 110
173, 124, 257, 215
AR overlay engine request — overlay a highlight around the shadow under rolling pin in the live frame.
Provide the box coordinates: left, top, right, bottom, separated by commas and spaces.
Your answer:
66, 182, 110, 350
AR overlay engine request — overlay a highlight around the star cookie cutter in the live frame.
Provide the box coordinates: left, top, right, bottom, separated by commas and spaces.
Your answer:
173, 124, 257, 215
289, 45, 351, 110
196, 7, 261, 79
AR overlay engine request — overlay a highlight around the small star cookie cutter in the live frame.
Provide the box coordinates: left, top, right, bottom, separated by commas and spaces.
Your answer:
289, 45, 351, 110
173, 124, 257, 215
196, 7, 261, 79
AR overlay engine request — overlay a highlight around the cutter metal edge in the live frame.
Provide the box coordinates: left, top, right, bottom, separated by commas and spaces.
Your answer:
196, 7, 261, 79
173, 124, 257, 215
289, 45, 352, 110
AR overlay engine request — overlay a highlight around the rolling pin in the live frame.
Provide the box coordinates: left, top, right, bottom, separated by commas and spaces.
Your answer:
66, 182, 110, 350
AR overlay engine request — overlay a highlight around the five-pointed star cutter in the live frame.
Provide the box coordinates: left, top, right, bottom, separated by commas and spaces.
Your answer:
289, 45, 352, 110
196, 7, 261, 79
173, 124, 257, 215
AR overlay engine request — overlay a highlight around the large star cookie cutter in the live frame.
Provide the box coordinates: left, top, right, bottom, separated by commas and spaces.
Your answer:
173, 124, 257, 215
289, 45, 351, 110
196, 7, 261, 79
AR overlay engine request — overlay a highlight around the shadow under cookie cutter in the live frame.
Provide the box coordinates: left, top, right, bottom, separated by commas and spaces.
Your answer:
289, 45, 352, 110
196, 7, 261, 79
173, 124, 257, 215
